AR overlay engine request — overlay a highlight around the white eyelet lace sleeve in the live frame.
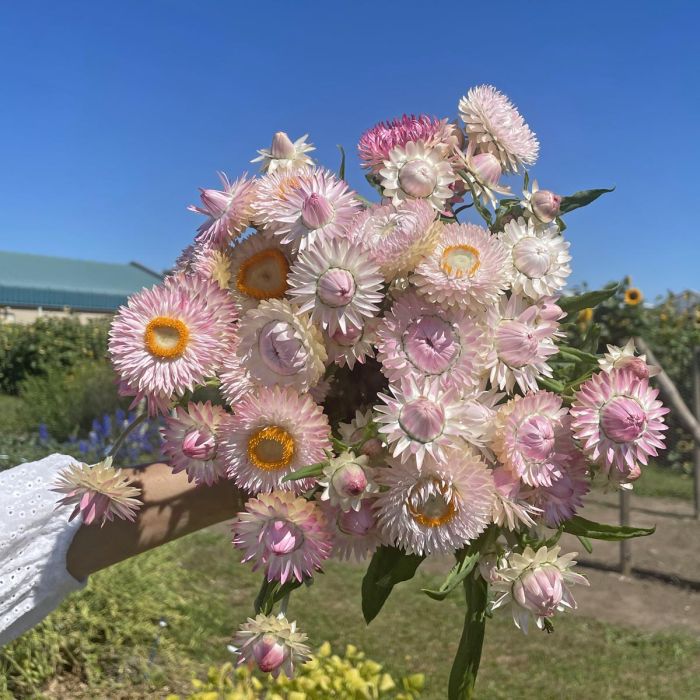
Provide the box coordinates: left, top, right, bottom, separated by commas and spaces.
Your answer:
0, 454, 87, 647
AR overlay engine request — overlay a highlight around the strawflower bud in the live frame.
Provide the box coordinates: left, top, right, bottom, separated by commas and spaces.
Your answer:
301, 192, 335, 229
398, 160, 437, 198
470, 152, 502, 187
531, 189, 561, 223
271, 131, 297, 159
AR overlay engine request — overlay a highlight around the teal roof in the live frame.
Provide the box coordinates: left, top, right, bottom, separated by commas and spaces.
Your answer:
0, 251, 162, 312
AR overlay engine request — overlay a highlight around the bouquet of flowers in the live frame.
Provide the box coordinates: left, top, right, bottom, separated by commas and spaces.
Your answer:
54, 85, 669, 698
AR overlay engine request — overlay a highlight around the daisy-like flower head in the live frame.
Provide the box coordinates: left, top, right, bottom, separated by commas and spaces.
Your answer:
322, 498, 381, 561
287, 236, 384, 335
376, 290, 489, 393
220, 384, 331, 495
109, 275, 236, 413
227, 231, 294, 315
236, 298, 327, 392
499, 217, 571, 300
570, 368, 669, 474
492, 391, 571, 487
188, 172, 255, 246
191, 243, 234, 291
379, 141, 456, 210
318, 451, 379, 512
598, 338, 659, 380
324, 318, 378, 370
411, 222, 512, 309
374, 378, 469, 469
53, 457, 142, 526
486, 294, 561, 394
232, 490, 332, 584
458, 85, 539, 173
233, 613, 311, 679
253, 167, 360, 251
251, 131, 315, 174
219, 335, 253, 407
346, 200, 439, 281
374, 451, 495, 555
358, 115, 455, 172
161, 401, 228, 486
491, 465, 539, 532
491, 545, 588, 633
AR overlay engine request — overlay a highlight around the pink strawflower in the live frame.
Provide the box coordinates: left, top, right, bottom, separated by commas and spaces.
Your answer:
219, 335, 254, 407
411, 222, 512, 309
188, 172, 255, 246
376, 290, 489, 393
375, 378, 469, 469
287, 236, 384, 335
161, 401, 228, 486
346, 200, 438, 281
324, 318, 378, 370
233, 613, 311, 679
318, 452, 378, 512
374, 451, 495, 555
109, 275, 236, 414
322, 498, 381, 561
458, 85, 539, 173
117, 379, 173, 417
220, 385, 331, 495
358, 114, 455, 172
232, 490, 332, 584
598, 339, 660, 379
570, 368, 669, 474
53, 457, 142, 527
251, 131, 315, 174
491, 465, 539, 531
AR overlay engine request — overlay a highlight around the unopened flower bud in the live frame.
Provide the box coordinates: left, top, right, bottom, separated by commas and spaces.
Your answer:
301, 192, 334, 229
252, 634, 287, 673
182, 427, 217, 461
531, 189, 562, 223
512, 564, 564, 618
617, 356, 650, 380
264, 519, 302, 555
199, 188, 231, 217
471, 152, 502, 187
337, 499, 376, 536
270, 131, 296, 159
331, 462, 368, 499
399, 160, 437, 198
317, 268, 356, 307
360, 437, 383, 458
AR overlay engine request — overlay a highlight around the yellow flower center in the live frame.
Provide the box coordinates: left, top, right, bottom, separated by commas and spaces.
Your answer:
440, 245, 481, 278
236, 249, 290, 300
624, 288, 643, 306
406, 478, 457, 528
247, 425, 295, 471
276, 174, 302, 201
144, 316, 190, 359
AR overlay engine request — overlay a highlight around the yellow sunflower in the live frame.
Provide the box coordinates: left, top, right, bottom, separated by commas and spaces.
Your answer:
624, 287, 643, 306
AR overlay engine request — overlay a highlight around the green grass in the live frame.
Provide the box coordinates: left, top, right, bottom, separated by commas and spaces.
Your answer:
633, 463, 695, 500
2, 531, 699, 700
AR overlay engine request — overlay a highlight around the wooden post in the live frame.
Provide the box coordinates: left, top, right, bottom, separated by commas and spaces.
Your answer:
694, 347, 700, 520
619, 489, 632, 575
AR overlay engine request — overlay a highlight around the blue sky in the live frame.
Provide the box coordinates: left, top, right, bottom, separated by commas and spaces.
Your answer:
0, 1, 697, 300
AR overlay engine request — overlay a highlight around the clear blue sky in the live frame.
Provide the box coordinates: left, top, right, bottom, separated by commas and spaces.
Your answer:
0, 1, 697, 300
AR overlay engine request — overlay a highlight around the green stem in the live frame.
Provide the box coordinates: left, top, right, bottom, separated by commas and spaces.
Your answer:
448, 568, 488, 700
108, 413, 147, 459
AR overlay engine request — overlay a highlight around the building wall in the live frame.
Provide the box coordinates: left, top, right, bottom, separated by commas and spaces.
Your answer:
0, 306, 113, 325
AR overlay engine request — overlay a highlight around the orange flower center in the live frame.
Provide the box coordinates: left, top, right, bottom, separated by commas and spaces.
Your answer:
144, 316, 190, 359
406, 478, 457, 528
247, 425, 295, 471
236, 249, 290, 300
440, 245, 481, 278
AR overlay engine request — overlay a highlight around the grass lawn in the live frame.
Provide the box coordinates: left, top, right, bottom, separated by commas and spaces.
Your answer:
2, 531, 698, 700
633, 463, 695, 501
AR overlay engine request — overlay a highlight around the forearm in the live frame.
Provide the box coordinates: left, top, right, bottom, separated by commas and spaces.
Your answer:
66, 462, 245, 580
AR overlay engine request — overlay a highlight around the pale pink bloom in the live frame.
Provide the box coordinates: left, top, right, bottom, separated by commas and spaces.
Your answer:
219, 335, 254, 407
491, 546, 588, 633
53, 457, 142, 527
346, 200, 438, 281
358, 114, 455, 172
523, 181, 562, 224
318, 452, 378, 512
337, 409, 387, 466
322, 498, 381, 561
491, 465, 539, 531
233, 613, 311, 679
486, 294, 561, 394
323, 318, 378, 370
232, 491, 332, 584
598, 339, 660, 379
455, 140, 513, 208
498, 217, 571, 300
411, 222, 512, 309
374, 378, 469, 469
109, 275, 236, 413
161, 401, 228, 486
570, 368, 669, 474
458, 85, 539, 173
236, 298, 327, 393
188, 172, 255, 246
287, 236, 384, 335
220, 385, 331, 495
376, 290, 489, 393
251, 131, 315, 173
374, 451, 495, 555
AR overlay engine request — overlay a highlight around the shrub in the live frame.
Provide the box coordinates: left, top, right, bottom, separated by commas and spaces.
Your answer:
18, 360, 128, 442
0, 318, 110, 395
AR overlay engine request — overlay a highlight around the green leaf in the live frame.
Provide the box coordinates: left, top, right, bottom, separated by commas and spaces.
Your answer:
559, 187, 614, 214
361, 546, 425, 623
364, 172, 384, 196
254, 577, 304, 615
577, 535, 593, 554
337, 145, 346, 181
281, 461, 326, 483
562, 515, 655, 541
536, 376, 566, 393
448, 568, 488, 700
422, 552, 480, 601
559, 284, 619, 316
556, 345, 599, 364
